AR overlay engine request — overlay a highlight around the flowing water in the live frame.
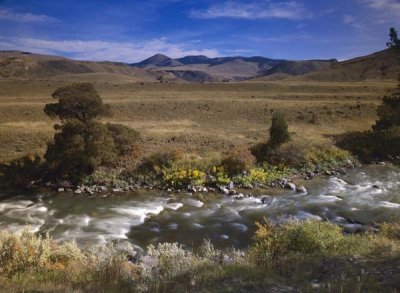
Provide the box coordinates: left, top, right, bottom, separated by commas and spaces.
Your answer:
1, 164, 400, 250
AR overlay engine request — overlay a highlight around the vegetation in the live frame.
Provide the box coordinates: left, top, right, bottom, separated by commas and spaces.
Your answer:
1, 220, 400, 292
268, 112, 290, 148
338, 80, 400, 163
387, 27, 400, 48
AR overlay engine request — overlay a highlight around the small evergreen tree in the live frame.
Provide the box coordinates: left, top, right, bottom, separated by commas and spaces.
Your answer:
269, 112, 290, 148
387, 27, 400, 48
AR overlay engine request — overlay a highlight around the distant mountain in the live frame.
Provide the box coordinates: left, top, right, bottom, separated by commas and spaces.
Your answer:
0, 50, 155, 81
133, 54, 183, 69
299, 48, 400, 81
258, 59, 337, 77
1, 48, 397, 83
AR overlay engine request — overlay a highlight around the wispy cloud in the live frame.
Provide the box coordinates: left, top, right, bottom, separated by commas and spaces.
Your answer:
0, 37, 220, 62
0, 8, 56, 23
191, 1, 311, 20
358, 0, 400, 24
342, 14, 365, 30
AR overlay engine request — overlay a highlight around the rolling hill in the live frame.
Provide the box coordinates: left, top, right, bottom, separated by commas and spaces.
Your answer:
0, 51, 155, 81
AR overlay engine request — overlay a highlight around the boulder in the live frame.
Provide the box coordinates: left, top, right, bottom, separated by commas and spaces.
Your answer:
220, 187, 230, 195
74, 189, 82, 194
285, 182, 296, 191
296, 186, 307, 193
57, 187, 65, 192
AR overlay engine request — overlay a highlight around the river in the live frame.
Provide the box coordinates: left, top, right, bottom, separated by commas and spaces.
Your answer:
1, 164, 399, 250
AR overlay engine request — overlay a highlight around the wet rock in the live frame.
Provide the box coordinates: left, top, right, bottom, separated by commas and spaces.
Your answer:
296, 186, 307, 193
372, 185, 380, 189
244, 183, 253, 189
220, 187, 230, 195
261, 196, 269, 204
235, 193, 244, 199
74, 189, 82, 194
112, 188, 123, 192
57, 187, 65, 192
228, 189, 237, 196
285, 182, 296, 191
99, 186, 108, 192
228, 181, 234, 189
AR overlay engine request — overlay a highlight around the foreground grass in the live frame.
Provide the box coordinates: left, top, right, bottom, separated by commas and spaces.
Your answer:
1, 220, 400, 292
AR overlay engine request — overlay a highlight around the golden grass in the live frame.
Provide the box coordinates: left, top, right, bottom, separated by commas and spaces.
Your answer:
0, 79, 395, 162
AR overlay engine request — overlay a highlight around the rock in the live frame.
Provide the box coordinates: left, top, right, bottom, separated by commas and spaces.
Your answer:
244, 183, 253, 189
228, 181, 234, 189
99, 186, 108, 192
228, 189, 237, 196
220, 187, 229, 195
285, 182, 296, 191
235, 193, 244, 199
261, 196, 269, 204
74, 189, 82, 194
57, 187, 65, 192
372, 185, 380, 189
112, 188, 123, 192
296, 186, 307, 193
57, 180, 73, 189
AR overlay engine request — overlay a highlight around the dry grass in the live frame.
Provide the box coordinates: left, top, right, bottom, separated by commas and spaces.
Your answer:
0, 79, 396, 162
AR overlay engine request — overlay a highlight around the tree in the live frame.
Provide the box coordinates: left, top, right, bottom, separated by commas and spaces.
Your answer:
44, 83, 110, 123
269, 112, 290, 148
387, 27, 400, 48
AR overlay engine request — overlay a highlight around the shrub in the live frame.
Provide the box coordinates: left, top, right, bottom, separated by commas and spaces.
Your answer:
44, 83, 110, 122
304, 145, 352, 171
221, 146, 256, 175
269, 112, 290, 148
137, 149, 184, 174
44, 120, 118, 183
209, 165, 231, 185
0, 154, 43, 188
106, 123, 141, 156
162, 167, 206, 188
381, 222, 400, 240
266, 143, 306, 168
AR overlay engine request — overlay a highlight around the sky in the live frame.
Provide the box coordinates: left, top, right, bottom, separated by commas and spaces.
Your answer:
0, 0, 399, 62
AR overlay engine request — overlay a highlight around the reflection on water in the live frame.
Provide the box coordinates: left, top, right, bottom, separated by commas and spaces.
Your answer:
1, 164, 400, 249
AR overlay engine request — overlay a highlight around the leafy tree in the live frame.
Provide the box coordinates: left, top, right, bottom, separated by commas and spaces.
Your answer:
387, 27, 400, 48
44, 83, 110, 122
269, 112, 290, 148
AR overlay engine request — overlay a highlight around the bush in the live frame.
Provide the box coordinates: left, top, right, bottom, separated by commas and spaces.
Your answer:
44, 83, 110, 122
106, 123, 141, 156
221, 146, 256, 175
0, 154, 43, 188
44, 120, 118, 183
269, 112, 290, 148
304, 145, 352, 171
137, 149, 184, 175
265, 143, 306, 168
162, 167, 206, 188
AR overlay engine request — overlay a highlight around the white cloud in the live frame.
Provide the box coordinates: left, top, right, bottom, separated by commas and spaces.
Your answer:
358, 0, 400, 24
191, 1, 311, 20
0, 8, 56, 23
0, 37, 220, 62
342, 14, 365, 30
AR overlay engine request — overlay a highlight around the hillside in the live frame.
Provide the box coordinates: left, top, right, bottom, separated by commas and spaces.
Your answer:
259, 60, 337, 76
300, 48, 400, 81
0, 51, 155, 81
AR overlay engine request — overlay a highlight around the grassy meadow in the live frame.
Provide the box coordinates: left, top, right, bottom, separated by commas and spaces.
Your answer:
0, 78, 396, 163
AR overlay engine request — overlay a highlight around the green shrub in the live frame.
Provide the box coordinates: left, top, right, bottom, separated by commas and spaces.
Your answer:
221, 146, 256, 175
265, 143, 306, 168
106, 123, 141, 156
0, 154, 43, 188
137, 149, 185, 175
269, 112, 290, 148
44, 120, 118, 183
304, 145, 352, 171
44, 83, 110, 122
381, 222, 400, 240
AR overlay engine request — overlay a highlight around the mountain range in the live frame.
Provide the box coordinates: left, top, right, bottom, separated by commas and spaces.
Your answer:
0, 48, 398, 83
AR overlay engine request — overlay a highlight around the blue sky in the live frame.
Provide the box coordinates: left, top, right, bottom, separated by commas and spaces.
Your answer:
0, 0, 399, 62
